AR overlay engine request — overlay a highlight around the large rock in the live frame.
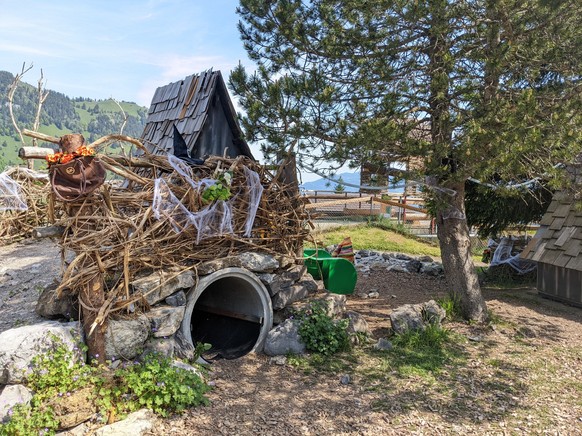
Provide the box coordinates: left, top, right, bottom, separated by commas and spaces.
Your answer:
271, 284, 310, 310
0, 384, 32, 422
344, 311, 370, 335
131, 271, 195, 306
145, 306, 185, 338
420, 262, 444, 276
390, 300, 447, 334
105, 314, 149, 360
263, 319, 306, 356
423, 300, 446, 325
196, 257, 242, 275
389, 304, 425, 334
0, 321, 82, 384
236, 252, 279, 272
141, 336, 175, 359
165, 290, 186, 307
93, 409, 155, 436
35, 284, 79, 320
258, 273, 294, 297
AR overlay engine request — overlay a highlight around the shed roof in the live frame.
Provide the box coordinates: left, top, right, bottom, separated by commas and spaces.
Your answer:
524, 192, 582, 271
140, 70, 253, 159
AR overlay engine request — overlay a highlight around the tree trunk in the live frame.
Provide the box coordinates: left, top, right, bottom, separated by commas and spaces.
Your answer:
436, 181, 488, 322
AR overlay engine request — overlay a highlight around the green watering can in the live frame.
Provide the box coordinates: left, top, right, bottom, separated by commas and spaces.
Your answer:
303, 248, 357, 295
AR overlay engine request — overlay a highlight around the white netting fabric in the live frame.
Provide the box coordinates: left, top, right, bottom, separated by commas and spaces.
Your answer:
0, 171, 28, 211
243, 166, 263, 237
152, 155, 237, 244
490, 237, 537, 274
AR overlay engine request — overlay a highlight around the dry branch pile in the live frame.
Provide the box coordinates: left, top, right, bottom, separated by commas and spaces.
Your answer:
55, 152, 311, 315
0, 167, 60, 243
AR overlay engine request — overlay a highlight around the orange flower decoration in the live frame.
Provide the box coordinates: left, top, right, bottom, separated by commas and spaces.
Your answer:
45, 145, 95, 165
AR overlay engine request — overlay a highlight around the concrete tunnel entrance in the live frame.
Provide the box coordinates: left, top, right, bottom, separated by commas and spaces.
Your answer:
180, 267, 273, 359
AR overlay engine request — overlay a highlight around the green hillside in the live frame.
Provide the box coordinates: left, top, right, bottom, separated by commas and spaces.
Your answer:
0, 70, 148, 171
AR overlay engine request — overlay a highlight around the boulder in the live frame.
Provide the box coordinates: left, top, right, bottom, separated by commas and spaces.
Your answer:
0, 321, 82, 384
271, 284, 310, 310
423, 300, 446, 325
390, 300, 447, 335
420, 262, 444, 276
258, 273, 294, 297
141, 336, 175, 359
344, 311, 370, 335
196, 257, 242, 275
35, 284, 79, 320
236, 252, 279, 272
174, 330, 196, 361
390, 304, 425, 334
406, 259, 423, 273
146, 306, 185, 338
93, 409, 155, 436
374, 338, 393, 351
105, 314, 149, 361
263, 319, 306, 356
165, 290, 187, 307
0, 384, 33, 423
131, 271, 195, 306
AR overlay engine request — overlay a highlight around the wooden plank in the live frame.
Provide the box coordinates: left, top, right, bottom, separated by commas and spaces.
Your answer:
554, 227, 576, 247
304, 196, 373, 209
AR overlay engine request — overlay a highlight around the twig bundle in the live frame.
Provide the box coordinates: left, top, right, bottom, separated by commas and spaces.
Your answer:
55, 152, 310, 317
0, 167, 59, 243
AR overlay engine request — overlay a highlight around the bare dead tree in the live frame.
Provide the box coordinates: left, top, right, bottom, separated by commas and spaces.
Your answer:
7, 63, 49, 170
32, 69, 50, 149
112, 98, 134, 157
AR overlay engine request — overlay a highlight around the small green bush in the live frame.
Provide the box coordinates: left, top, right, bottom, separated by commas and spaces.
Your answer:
0, 338, 210, 435
297, 302, 350, 356
110, 353, 210, 417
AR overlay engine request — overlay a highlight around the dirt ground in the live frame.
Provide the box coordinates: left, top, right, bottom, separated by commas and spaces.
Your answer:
1, 240, 582, 435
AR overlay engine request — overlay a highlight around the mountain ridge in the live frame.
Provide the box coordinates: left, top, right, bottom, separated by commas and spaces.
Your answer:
0, 70, 148, 170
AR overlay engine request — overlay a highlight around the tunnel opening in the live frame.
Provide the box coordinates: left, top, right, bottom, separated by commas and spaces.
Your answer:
181, 268, 273, 360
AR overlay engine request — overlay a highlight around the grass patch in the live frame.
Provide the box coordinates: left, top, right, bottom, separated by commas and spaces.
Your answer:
310, 224, 441, 257
387, 325, 466, 378
287, 351, 358, 375
437, 293, 463, 321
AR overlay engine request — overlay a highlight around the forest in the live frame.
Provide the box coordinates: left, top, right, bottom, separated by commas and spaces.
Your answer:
0, 70, 147, 169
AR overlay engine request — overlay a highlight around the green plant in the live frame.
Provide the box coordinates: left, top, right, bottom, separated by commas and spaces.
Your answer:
110, 353, 210, 417
26, 338, 93, 402
201, 171, 232, 203
297, 302, 350, 356
437, 293, 463, 321
0, 338, 210, 433
0, 403, 59, 436
386, 324, 465, 377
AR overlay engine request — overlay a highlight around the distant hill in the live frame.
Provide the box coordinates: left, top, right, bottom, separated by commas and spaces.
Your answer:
0, 70, 148, 170
300, 171, 361, 192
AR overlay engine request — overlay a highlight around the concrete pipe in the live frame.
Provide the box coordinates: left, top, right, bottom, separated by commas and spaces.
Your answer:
181, 267, 273, 359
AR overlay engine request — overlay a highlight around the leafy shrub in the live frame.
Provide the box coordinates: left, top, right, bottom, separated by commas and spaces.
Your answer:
108, 353, 210, 417
0, 339, 210, 434
0, 402, 59, 435
297, 302, 350, 355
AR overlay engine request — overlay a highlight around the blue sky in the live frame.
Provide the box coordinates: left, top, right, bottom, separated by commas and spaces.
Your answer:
0, 0, 249, 107
0, 0, 343, 181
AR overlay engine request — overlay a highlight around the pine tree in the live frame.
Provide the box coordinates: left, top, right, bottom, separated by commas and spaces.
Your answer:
231, 0, 582, 321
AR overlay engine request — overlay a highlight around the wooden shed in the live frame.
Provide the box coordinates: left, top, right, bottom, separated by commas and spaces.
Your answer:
523, 192, 582, 307
140, 69, 253, 159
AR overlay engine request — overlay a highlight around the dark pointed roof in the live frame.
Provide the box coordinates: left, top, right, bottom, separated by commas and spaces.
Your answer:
140, 70, 253, 159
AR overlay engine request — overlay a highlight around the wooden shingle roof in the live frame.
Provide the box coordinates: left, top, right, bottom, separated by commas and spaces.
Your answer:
140, 70, 252, 159
524, 192, 582, 271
